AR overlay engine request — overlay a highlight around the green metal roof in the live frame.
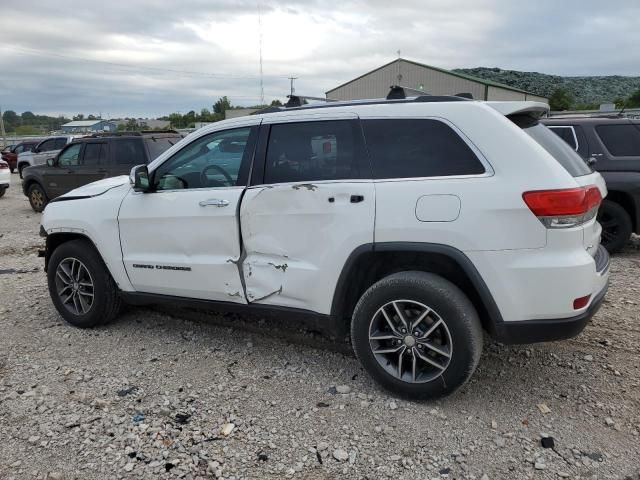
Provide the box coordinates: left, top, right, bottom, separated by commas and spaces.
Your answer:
326, 58, 538, 97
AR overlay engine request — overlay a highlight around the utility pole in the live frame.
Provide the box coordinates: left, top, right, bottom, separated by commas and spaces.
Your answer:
288, 76, 298, 96
0, 106, 7, 148
258, 2, 265, 106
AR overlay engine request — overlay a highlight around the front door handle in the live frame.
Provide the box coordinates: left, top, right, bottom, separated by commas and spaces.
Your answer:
199, 199, 229, 207
350, 195, 364, 203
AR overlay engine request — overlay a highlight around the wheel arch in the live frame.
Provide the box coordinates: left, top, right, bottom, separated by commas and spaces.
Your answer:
330, 242, 503, 337
45, 232, 102, 272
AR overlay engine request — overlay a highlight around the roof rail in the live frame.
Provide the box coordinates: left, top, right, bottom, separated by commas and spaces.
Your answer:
285, 94, 338, 108
82, 129, 181, 138
386, 85, 430, 100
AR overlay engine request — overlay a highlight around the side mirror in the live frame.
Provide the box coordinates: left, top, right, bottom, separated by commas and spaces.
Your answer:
46, 158, 56, 167
130, 164, 151, 192
586, 156, 598, 167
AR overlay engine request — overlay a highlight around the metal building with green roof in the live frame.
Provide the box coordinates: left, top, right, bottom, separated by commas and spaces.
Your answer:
326, 58, 548, 103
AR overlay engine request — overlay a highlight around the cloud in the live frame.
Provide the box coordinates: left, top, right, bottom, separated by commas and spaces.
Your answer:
0, 0, 638, 116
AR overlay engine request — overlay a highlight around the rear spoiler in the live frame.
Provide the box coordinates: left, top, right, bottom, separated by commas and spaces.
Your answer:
485, 101, 549, 119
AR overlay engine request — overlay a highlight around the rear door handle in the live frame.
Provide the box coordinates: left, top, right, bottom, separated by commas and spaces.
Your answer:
199, 199, 229, 207
350, 195, 364, 203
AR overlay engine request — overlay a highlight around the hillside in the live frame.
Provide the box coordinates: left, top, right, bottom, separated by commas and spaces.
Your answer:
453, 67, 640, 107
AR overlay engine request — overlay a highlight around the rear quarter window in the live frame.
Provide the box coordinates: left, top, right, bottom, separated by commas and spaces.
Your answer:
510, 115, 592, 177
595, 124, 640, 157
361, 119, 485, 179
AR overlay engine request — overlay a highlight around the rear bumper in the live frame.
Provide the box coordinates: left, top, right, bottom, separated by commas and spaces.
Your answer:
492, 246, 609, 344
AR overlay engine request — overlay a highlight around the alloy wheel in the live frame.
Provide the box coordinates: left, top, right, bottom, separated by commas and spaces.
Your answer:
54, 258, 95, 315
368, 300, 452, 383
31, 189, 44, 209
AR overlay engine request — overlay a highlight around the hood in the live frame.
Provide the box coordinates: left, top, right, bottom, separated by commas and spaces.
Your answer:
60, 175, 130, 199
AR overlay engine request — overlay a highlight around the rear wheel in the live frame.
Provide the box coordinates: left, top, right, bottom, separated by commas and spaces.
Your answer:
28, 183, 48, 212
0, 187, 6, 198
598, 200, 632, 254
47, 239, 122, 328
351, 271, 483, 400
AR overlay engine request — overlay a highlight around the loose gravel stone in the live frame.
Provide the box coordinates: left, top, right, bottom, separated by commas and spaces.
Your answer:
0, 185, 639, 479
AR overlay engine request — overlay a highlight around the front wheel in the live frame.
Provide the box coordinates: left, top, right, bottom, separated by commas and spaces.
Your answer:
598, 200, 632, 254
28, 183, 48, 212
0, 187, 6, 198
351, 271, 483, 400
47, 239, 122, 328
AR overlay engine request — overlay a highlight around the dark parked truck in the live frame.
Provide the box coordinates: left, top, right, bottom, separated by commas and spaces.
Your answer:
22, 131, 184, 212
542, 117, 640, 253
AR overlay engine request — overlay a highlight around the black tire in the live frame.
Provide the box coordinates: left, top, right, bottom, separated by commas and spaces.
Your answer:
598, 200, 632, 254
351, 271, 483, 400
18, 163, 27, 179
0, 187, 6, 198
10, 166, 15, 173
47, 239, 122, 328
27, 183, 48, 212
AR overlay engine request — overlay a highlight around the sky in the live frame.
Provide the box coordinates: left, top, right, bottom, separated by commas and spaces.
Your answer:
1, 0, 639, 118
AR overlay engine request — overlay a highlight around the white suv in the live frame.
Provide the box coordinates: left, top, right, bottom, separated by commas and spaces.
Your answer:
40, 94, 610, 399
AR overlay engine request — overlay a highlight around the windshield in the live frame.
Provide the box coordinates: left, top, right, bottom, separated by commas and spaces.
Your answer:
510, 114, 592, 177
145, 136, 183, 160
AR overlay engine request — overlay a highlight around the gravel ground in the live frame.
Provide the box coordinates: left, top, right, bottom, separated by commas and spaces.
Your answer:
1, 178, 639, 480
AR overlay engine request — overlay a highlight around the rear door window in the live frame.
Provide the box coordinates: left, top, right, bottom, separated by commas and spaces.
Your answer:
263, 120, 367, 184
595, 124, 640, 157
510, 115, 592, 177
113, 139, 146, 165
144, 136, 181, 161
82, 143, 107, 165
548, 126, 578, 150
361, 119, 485, 179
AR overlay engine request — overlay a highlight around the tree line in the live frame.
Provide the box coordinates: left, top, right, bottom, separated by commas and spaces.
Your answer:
1, 97, 284, 134
549, 87, 640, 111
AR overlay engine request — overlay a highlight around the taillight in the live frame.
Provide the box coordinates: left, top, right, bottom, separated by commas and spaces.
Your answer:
523, 186, 602, 228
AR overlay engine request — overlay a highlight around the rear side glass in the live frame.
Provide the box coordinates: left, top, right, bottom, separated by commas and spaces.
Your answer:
595, 124, 640, 157
113, 139, 146, 165
361, 119, 485, 179
264, 120, 366, 184
82, 143, 106, 165
510, 115, 591, 177
54, 138, 67, 150
548, 126, 577, 150
144, 136, 181, 161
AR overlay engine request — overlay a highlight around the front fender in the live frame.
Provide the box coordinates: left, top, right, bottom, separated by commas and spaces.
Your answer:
41, 184, 134, 292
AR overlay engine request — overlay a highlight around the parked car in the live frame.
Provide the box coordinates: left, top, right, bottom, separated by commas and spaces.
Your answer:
17, 136, 76, 178
0, 159, 10, 197
1, 140, 40, 173
22, 131, 184, 211
40, 93, 609, 399
542, 117, 640, 253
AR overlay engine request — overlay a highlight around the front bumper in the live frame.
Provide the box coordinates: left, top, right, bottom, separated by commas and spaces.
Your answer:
492, 245, 610, 344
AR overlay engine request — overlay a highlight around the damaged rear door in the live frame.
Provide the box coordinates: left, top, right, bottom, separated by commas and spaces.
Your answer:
240, 113, 374, 314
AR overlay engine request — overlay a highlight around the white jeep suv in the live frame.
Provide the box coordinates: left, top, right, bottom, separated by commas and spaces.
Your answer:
40, 93, 610, 399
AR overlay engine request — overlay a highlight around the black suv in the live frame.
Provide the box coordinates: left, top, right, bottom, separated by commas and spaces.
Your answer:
542, 117, 640, 253
22, 131, 183, 212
